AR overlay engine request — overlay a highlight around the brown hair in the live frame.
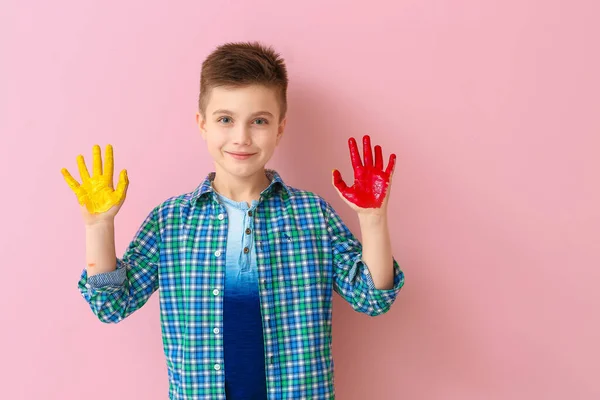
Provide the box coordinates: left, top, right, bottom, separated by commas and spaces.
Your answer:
198, 41, 288, 121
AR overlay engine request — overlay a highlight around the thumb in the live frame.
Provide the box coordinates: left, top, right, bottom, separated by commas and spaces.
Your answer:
332, 169, 348, 193
115, 169, 129, 203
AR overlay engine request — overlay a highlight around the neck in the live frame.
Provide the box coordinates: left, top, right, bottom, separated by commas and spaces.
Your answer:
211, 168, 271, 205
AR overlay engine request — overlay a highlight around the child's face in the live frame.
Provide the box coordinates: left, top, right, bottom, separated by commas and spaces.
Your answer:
196, 84, 286, 180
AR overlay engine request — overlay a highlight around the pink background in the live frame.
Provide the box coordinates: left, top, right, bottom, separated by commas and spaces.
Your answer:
1, 0, 599, 398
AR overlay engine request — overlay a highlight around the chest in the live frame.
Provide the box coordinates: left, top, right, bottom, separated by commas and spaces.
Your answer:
157, 202, 333, 301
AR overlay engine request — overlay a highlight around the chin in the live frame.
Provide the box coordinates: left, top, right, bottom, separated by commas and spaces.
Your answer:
222, 163, 266, 178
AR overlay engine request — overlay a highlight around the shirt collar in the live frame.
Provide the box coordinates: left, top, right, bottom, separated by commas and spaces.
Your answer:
189, 169, 289, 205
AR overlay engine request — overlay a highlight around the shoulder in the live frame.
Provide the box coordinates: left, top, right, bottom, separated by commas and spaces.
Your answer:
145, 190, 197, 222
160, 191, 193, 209
282, 185, 336, 216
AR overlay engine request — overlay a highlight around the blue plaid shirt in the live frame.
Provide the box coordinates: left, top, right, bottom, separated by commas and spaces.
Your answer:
78, 169, 405, 399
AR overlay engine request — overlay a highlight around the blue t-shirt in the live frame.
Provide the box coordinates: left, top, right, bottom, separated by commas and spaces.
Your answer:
215, 191, 267, 399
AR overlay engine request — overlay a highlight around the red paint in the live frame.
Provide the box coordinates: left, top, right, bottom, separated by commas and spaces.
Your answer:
333, 135, 396, 208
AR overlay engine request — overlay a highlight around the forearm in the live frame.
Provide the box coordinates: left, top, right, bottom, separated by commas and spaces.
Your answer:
358, 212, 394, 290
85, 220, 117, 277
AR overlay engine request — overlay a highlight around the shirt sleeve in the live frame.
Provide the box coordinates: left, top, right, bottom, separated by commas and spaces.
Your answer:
323, 200, 405, 316
86, 264, 127, 288
77, 207, 161, 323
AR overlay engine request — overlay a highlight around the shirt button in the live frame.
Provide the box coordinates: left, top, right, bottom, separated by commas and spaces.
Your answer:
213, 289, 220, 296
214, 250, 221, 257
248, 210, 253, 217
245, 228, 251, 235
243, 247, 249, 254
217, 214, 224, 220
214, 364, 221, 371
213, 328, 220, 334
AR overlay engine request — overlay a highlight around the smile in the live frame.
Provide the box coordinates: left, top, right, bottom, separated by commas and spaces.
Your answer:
226, 151, 256, 160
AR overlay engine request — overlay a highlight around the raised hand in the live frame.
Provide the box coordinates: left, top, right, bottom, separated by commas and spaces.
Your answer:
61, 144, 129, 218
332, 135, 396, 211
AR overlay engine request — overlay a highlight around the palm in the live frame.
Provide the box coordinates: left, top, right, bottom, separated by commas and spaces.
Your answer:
77, 177, 121, 212
333, 135, 396, 209
62, 144, 128, 220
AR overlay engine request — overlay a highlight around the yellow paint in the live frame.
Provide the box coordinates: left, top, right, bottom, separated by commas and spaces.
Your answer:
61, 144, 128, 214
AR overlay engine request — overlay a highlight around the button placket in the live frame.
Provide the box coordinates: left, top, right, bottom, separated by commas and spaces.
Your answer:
240, 208, 254, 271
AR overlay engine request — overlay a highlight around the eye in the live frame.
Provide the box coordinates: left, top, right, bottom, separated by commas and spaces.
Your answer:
253, 118, 268, 125
217, 116, 232, 124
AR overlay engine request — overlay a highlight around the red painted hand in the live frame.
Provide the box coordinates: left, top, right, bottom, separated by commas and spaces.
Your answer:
332, 135, 396, 209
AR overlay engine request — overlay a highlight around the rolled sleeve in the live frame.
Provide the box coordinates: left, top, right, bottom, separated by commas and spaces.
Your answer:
77, 208, 161, 323
323, 200, 405, 316
86, 259, 127, 289
360, 258, 405, 313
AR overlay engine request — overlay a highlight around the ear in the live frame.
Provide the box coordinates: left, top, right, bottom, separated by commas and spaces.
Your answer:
196, 111, 207, 141
275, 117, 287, 145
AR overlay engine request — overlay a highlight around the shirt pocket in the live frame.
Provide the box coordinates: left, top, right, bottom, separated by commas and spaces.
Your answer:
265, 227, 326, 289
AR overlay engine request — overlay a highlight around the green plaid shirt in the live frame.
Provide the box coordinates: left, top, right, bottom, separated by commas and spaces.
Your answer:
78, 170, 405, 399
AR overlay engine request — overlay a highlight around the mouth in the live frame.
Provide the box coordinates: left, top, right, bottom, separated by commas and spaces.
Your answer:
225, 151, 256, 160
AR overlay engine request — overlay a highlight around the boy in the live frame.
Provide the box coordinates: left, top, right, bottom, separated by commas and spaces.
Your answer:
61, 42, 404, 400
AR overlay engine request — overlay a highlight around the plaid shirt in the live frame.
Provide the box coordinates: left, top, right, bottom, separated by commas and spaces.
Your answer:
78, 170, 405, 399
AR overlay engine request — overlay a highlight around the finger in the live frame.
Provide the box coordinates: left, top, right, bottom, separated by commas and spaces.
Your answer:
77, 154, 91, 181
61, 168, 81, 191
362, 135, 373, 167
115, 169, 129, 203
104, 144, 114, 187
92, 144, 102, 177
332, 169, 349, 193
374, 145, 383, 170
385, 153, 397, 177
348, 137, 362, 171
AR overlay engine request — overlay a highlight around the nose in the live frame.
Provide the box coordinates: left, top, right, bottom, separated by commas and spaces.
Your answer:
232, 125, 252, 146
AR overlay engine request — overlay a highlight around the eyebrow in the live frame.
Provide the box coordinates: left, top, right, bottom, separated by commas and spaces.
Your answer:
212, 109, 274, 118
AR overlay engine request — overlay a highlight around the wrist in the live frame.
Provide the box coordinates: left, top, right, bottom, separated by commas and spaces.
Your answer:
357, 211, 388, 227
85, 218, 115, 229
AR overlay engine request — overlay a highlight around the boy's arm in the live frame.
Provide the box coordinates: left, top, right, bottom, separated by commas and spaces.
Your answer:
62, 144, 159, 323
85, 220, 118, 277
78, 208, 161, 323
328, 135, 404, 316
324, 202, 404, 317
358, 212, 395, 290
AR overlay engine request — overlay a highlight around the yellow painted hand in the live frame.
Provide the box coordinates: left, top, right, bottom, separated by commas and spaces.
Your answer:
61, 144, 129, 215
